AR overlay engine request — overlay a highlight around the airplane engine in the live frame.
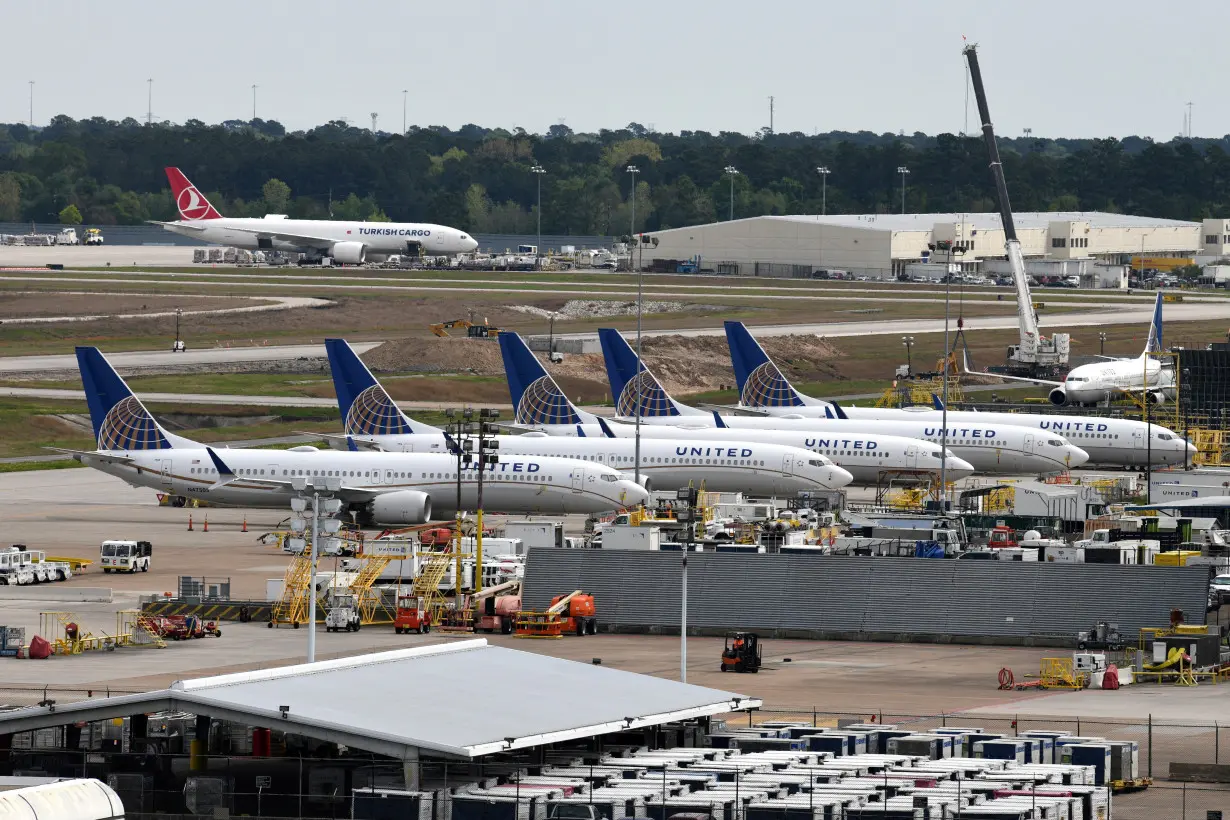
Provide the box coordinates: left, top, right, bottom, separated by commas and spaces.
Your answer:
1148, 390, 1168, 405
366, 491, 432, 525
329, 241, 367, 265
1048, 387, 1068, 406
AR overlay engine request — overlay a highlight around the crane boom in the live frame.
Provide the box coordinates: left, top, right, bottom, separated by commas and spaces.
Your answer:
962, 44, 1068, 374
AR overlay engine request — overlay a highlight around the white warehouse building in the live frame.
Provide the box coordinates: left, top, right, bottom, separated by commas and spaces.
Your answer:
641, 213, 1230, 284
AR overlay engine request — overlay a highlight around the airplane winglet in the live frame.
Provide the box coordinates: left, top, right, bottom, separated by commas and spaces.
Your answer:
596, 417, 617, 438
711, 410, 728, 429
830, 400, 849, 420
206, 447, 237, 487
931, 393, 945, 411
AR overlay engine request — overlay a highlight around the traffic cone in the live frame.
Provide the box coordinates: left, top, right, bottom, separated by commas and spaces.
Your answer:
203, 516, 209, 533
188, 515, 194, 532
241, 516, 248, 533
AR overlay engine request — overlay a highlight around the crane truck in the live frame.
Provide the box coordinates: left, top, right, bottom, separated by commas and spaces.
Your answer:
963, 45, 1069, 378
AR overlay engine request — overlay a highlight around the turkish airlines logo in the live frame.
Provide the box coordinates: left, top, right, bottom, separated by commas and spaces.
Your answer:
177, 186, 212, 220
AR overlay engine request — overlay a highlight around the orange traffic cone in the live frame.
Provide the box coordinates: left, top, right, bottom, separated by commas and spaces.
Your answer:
241, 516, 248, 533
203, 516, 209, 533
188, 515, 194, 531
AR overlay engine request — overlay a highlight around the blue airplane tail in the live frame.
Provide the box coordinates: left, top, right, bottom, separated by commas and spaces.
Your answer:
76, 347, 174, 450
597, 328, 682, 417
325, 339, 439, 436
1144, 292, 1163, 354
723, 320, 805, 407
499, 333, 589, 425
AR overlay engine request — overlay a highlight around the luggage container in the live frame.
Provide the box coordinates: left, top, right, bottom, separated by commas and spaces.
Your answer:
1019, 730, 1070, 764
1064, 744, 1112, 786
1106, 740, 1139, 782
804, 732, 866, 757
885, 734, 953, 760
352, 788, 435, 820
973, 739, 1026, 764
729, 737, 807, 753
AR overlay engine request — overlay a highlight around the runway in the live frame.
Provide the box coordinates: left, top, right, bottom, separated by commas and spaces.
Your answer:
0, 341, 380, 373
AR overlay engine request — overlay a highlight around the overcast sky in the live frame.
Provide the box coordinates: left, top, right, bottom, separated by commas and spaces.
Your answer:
5, 1, 1225, 141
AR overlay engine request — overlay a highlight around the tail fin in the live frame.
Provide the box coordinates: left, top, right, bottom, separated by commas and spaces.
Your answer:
597, 328, 702, 418
165, 167, 223, 221
77, 347, 189, 450
324, 339, 441, 436
724, 321, 807, 407
499, 333, 596, 426
1144, 291, 1163, 355
931, 393, 945, 411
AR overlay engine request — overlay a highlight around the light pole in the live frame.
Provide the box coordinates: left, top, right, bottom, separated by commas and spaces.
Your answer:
402, 89, 408, 135
292, 477, 342, 663
147, 79, 153, 127
1099, 332, 1108, 356
677, 487, 697, 683
816, 166, 830, 216
174, 308, 182, 351
902, 336, 914, 376
28, 81, 34, 128
531, 165, 546, 265
897, 166, 910, 214
251, 84, 258, 120
626, 165, 642, 486
724, 165, 738, 221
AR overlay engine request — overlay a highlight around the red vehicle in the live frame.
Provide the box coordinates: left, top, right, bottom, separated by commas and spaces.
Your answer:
550, 592, 597, 636
394, 595, 431, 634
161, 615, 221, 640
474, 595, 521, 634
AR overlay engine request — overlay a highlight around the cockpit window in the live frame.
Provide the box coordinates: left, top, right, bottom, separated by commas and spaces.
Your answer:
929, 451, 942, 459
808, 459, 825, 467
601, 474, 616, 482
1156, 433, 1171, 440
1048, 439, 1063, 446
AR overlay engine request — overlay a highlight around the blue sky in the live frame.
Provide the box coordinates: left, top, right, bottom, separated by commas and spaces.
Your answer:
5, 0, 1224, 140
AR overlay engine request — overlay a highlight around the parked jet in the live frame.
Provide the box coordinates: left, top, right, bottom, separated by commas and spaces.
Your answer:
498, 332, 974, 483
322, 338, 852, 493
153, 167, 478, 263
600, 328, 1088, 475
62, 348, 645, 524
965, 292, 1175, 406
723, 319, 1193, 469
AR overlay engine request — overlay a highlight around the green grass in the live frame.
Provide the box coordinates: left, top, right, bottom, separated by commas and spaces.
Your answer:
0, 459, 84, 473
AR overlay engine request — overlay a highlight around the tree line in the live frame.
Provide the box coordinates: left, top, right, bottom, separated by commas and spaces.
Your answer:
1, 116, 1228, 233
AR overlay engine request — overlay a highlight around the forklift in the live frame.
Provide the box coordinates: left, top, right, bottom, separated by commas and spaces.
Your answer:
720, 631, 762, 673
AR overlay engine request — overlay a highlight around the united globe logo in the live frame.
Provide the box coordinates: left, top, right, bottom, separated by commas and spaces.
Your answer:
98, 396, 169, 451
346, 386, 412, 435
615, 371, 676, 417
515, 376, 579, 425
740, 362, 801, 407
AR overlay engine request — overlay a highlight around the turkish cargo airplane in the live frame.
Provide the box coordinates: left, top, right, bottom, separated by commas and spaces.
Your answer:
320, 338, 853, 494
152, 167, 478, 263
723, 319, 1194, 469
58, 348, 644, 524
496, 331, 975, 484
964, 292, 1175, 407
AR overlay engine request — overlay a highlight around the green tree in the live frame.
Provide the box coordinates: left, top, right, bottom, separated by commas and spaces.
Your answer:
261, 178, 291, 214
58, 203, 82, 225
0, 173, 20, 221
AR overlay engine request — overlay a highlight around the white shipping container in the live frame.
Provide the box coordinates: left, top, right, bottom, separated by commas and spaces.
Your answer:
1044, 546, 1085, 563
601, 526, 661, 551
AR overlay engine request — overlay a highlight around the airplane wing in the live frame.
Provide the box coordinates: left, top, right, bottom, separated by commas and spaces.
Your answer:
961, 350, 1063, 388
204, 447, 382, 502
213, 225, 340, 249
45, 447, 135, 465
697, 402, 772, 417
1124, 498, 1230, 511
148, 220, 208, 232
303, 431, 385, 452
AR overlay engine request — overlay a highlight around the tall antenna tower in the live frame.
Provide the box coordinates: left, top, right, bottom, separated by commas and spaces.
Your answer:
370, 112, 378, 132
768, 96, 775, 134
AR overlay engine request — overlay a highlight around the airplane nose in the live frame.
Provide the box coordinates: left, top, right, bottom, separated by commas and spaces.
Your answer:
828, 466, 854, 488
1066, 445, 1090, 468
464, 235, 478, 252
616, 480, 649, 507
947, 457, 976, 479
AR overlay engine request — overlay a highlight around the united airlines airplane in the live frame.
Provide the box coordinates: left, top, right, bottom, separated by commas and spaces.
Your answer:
724, 319, 1194, 469
496, 332, 975, 484
321, 338, 852, 494
62, 348, 645, 524
153, 167, 478, 263
598, 328, 1088, 475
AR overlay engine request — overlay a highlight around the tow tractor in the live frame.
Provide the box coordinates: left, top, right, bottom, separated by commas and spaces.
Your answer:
393, 594, 431, 634
83, 228, 104, 246
325, 593, 362, 633
720, 631, 762, 673
100, 540, 151, 573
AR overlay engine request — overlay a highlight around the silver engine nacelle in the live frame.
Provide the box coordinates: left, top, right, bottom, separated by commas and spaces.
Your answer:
1048, 387, 1068, 406
1148, 390, 1168, 405
330, 241, 367, 265
366, 491, 432, 525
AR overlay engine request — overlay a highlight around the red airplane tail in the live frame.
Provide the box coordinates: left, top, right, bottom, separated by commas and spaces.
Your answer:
165, 167, 223, 220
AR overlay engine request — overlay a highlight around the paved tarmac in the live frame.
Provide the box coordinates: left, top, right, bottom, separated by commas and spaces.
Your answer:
0, 342, 380, 373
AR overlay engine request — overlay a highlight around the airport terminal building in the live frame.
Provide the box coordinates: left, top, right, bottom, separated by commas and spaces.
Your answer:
641, 212, 1230, 284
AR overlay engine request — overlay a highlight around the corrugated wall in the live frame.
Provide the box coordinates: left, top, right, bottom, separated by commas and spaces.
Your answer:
522, 549, 1210, 644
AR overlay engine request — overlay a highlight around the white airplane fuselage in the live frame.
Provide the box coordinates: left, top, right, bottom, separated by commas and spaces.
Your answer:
161, 217, 477, 258
341, 432, 854, 494
1053, 356, 1175, 406
82, 446, 643, 519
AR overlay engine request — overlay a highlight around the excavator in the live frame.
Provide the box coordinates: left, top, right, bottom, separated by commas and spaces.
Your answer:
429, 319, 501, 339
